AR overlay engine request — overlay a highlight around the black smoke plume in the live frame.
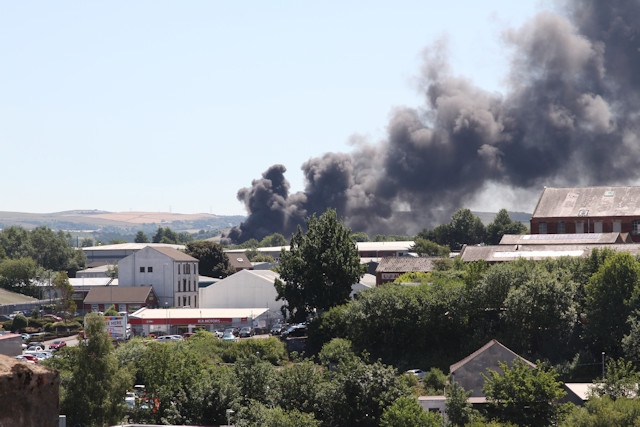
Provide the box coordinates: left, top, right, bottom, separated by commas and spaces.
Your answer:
225, 0, 640, 244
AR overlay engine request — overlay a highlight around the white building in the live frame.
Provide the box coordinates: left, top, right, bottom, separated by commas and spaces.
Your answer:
118, 246, 199, 308
199, 269, 284, 325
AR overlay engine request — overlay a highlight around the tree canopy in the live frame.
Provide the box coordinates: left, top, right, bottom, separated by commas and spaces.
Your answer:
275, 209, 365, 322
184, 240, 234, 279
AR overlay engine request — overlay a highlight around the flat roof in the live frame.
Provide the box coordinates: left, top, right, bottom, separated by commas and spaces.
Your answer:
128, 307, 268, 325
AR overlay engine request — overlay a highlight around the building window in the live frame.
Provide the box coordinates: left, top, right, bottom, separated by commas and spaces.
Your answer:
538, 222, 547, 234
147, 266, 153, 273
632, 220, 640, 235
576, 221, 584, 233
178, 264, 181, 274
188, 296, 191, 306
594, 221, 603, 233
178, 281, 181, 292
557, 222, 566, 234
613, 221, 622, 232
139, 267, 145, 273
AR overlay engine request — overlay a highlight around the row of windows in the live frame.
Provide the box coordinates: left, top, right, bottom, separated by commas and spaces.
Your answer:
138, 263, 198, 275
538, 220, 628, 234
177, 279, 195, 292
177, 295, 194, 308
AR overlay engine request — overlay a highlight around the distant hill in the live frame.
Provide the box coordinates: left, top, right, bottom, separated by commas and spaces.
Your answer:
0, 210, 246, 234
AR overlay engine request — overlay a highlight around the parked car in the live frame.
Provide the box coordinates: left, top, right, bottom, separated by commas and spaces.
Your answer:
270, 323, 287, 335
239, 327, 254, 338
21, 333, 30, 342
26, 345, 44, 352
222, 331, 238, 342
20, 353, 39, 363
15, 355, 35, 363
156, 335, 182, 342
224, 328, 239, 337
405, 369, 427, 378
125, 391, 136, 409
49, 340, 67, 351
43, 314, 62, 322
280, 324, 308, 339
182, 332, 195, 339
213, 329, 224, 338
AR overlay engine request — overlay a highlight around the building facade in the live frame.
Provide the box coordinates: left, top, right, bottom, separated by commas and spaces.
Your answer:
531, 186, 640, 242
118, 246, 199, 308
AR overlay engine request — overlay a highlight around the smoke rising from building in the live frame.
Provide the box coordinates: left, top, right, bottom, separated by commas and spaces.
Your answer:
225, 0, 640, 243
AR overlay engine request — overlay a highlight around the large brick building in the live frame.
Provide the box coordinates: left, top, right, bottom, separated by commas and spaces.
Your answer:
531, 186, 640, 242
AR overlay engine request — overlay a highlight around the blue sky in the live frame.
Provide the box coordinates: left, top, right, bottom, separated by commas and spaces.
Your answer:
0, 1, 549, 215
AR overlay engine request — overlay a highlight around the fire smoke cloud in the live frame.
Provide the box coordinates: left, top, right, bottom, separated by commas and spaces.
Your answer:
225, 0, 640, 243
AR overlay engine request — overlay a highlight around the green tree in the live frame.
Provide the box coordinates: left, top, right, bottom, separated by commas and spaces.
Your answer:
11, 313, 28, 332
584, 252, 640, 358
482, 359, 569, 427
380, 396, 440, 427
134, 231, 150, 243
423, 367, 447, 395
234, 401, 320, 427
590, 358, 640, 400
234, 354, 277, 406
153, 227, 178, 244
411, 237, 450, 256
185, 240, 234, 278
275, 359, 323, 414
275, 209, 365, 322
53, 271, 77, 321
350, 232, 370, 242
61, 314, 133, 427
485, 209, 528, 245
446, 381, 475, 426
0, 257, 38, 295
560, 395, 640, 427
259, 233, 288, 247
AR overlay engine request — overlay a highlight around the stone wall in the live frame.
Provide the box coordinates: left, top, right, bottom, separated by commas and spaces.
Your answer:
0, 354, 60, 427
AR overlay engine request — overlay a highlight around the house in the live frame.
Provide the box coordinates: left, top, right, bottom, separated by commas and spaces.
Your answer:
375, 256, 438, 285
531, 186, 640, 242
82, 285, 159, 314
449, 339, 536, 399
118, 246, 199, 308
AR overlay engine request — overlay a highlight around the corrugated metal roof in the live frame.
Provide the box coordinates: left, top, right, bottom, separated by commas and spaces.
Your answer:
499, 233, 629, 245
460, 243, 640, 262
376, 256, 438, 273
533, 186, 640, 218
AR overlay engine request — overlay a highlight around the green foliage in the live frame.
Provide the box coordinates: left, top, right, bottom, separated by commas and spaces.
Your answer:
446, 381, 475, 426
234, 354, 277, 406
0, 257, 38, 295
11, 313, 28, 331
411, 237, 450, 256
418, 209, 486, 251
350, 231, 370, 242
259, 233, 288, 247
318, 338, 357, 368
60, 314, 133, 427
54, 271, 77, 322
276, 209, 365, 322
184, 240, 234, 278
234, 400, 320, 427
584, 252, 640, 357
152, 226, 192, 244
561, 396, 640, 427
274, 359, 323, 414
590, 358, 640, 400
134, 231, 149, 243
423, 367, 447, 395
380, 396, 441, 427
394, 271, 431, 284
485, 209, 528, 245
482, 359, 570, 427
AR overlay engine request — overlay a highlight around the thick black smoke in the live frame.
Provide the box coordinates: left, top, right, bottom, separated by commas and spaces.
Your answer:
225, 0, 640, 243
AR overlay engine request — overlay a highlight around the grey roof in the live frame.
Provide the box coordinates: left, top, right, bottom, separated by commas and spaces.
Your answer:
375, 256, 438, 273
499, 232, 631, 245
460, 243, 640, 262
533, 186, 640, 218
228, 254, 253, 269
450, 339, 536, 373
83, 286, 154, 304
150, 246, 198, 262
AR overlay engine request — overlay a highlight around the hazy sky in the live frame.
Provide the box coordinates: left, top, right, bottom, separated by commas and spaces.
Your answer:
1, 1, 548, 215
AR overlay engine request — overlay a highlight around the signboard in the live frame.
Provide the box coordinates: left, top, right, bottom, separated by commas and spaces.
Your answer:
85, 315, 129, 340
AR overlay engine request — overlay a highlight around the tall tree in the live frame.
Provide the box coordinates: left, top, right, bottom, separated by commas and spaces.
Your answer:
275, 209, 365, 322
184, 241, 234, 278
485, 209, 528, 244
482, 359, 569, 427
53, 271, 77, 321
584, 252, 640, 358
60, 314, 133, 426
134, 231, 149, 243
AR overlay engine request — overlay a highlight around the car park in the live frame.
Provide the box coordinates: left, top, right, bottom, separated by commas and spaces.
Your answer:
239, 327, 254, 338
213, 329, 224, 338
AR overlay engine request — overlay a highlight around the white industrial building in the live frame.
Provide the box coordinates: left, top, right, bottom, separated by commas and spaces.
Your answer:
118, 246, 199, 309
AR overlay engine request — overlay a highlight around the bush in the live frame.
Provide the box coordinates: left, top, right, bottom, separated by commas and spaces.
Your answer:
11, 314, 28, 332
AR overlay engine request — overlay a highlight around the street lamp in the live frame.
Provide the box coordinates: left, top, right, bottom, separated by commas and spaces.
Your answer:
165, 301, 169, 334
